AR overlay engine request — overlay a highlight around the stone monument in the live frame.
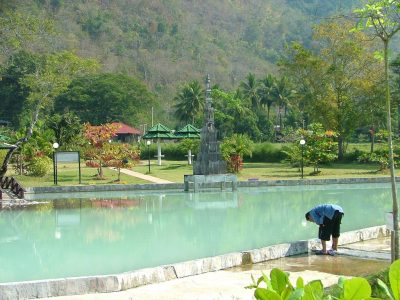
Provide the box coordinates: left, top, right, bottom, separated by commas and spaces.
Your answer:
184, 75, 237, 191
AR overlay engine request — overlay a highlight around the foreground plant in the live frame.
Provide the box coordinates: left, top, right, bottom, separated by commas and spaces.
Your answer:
246, 259, 400, 299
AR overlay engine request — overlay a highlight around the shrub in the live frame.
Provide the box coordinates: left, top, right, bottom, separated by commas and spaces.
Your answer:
245, 143, 286, 163
342, 148, 367, 162
26, 156, 52, 177
358, 150, 399, 171
139, 142, 188, 161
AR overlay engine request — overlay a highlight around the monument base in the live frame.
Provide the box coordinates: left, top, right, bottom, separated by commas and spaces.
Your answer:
184, 174, 237, 192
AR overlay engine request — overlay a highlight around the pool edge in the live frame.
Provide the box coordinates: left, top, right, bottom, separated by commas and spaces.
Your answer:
0, 225, 389, 300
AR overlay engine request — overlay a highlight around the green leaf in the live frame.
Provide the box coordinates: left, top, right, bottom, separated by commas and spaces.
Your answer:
377, 278, 393, 300
255, 288, 282, 300
343, 277, 371, 300
373, 50, 384, 61
338, 277, 346, 289
260, 271, 273, 290
303, 280, 324, 300
271, 268, 290, 294
282, 286, 295, 300
296, 277, 304, 289
287, 287, 304, 300
390, 260, 400, 300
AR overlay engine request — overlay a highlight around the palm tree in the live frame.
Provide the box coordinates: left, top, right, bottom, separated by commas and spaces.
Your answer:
173, 80, 204, 124
240, 73, 260, 110
258, 74, 277, 120
273, 76, 295, 129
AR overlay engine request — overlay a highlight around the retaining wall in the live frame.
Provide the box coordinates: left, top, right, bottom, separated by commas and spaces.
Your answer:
24, 176, 400, 195
0, 225, 389, 300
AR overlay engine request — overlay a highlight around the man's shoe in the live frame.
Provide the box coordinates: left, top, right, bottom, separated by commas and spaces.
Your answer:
327, 249, 335, 256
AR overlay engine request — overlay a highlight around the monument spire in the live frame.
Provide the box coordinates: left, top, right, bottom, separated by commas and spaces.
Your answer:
193, 74, 226, 175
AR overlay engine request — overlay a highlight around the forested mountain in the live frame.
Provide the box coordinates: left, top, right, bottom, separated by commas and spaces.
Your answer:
0, 0, 358, 118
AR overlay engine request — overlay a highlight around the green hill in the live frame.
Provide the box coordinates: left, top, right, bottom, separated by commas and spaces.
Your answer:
1, 0, 358, 120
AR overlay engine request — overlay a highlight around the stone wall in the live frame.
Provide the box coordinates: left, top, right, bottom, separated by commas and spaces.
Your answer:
24, 176, 400, 195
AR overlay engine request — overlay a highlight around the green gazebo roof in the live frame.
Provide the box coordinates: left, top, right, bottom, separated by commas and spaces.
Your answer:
174, 124, 200, 139
0, 134, 16, 149
143, 123, 175, 139
0, 134, 10, 142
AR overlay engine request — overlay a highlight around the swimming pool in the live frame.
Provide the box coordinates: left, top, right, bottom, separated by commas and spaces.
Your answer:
0, 182, 391, 283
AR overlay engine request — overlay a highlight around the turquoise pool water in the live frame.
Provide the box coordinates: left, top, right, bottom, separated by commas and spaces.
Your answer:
0, 182, 391, 283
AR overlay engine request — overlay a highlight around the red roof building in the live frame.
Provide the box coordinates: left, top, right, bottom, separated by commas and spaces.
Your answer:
112, 122, 142, 143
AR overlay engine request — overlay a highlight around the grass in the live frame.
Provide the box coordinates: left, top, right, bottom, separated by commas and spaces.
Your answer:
10, 163, 149, 187
140, 161, 392, 182
8, 157, 398, 188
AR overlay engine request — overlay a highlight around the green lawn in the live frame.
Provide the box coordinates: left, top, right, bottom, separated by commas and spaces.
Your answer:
135, 160, 390, 182
9, 159, 395, 188
10, 163, 149, 187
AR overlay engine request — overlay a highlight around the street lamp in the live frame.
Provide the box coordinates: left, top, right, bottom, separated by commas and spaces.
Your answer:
52, 142, 59, 185
300, 138, 306, 179
146, 140, 151, 173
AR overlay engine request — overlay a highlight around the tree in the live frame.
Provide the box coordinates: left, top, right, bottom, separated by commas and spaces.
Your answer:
213, 88, 261, 141
12, 120, 54, 176
55, 73, 156, 126
354, 0, 400, 262
173, 80, 204, 125
83, 123, 119, 179
273, 76, 295, 130
280, 42, 330, 129
313, 20, 381, 160
103, 143, 140, 181
45, 112, 83, 150
0, 51, 44, 129
281, 21, 383, 159
258, 74, 277, 121
0, 51, 99, 178
240, 73, 260, 110
301, 124, 338, 174
221, 134, 254, 173
0, 11, 54, 62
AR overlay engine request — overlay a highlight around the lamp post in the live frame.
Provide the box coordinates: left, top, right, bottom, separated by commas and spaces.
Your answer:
146, 140, 151, 173
300, 138, 305, 179
52, 142, 59, 185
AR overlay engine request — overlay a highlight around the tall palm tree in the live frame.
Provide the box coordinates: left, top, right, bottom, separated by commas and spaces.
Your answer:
258, 74, 277, 120
240, 73, 259, 110
173, 80, 204, 124
273, 76, 294, 129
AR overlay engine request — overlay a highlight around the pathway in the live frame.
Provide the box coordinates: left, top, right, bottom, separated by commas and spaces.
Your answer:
111, 168, 174, 184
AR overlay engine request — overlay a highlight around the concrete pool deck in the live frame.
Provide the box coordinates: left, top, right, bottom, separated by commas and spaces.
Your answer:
40, 236, 391, 300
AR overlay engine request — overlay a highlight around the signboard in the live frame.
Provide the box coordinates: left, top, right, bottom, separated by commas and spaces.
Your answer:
55, 152, 79, 163
53, 151, 81, 185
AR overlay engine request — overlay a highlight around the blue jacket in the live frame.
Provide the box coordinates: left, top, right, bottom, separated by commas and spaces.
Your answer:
309, 204, 343, 225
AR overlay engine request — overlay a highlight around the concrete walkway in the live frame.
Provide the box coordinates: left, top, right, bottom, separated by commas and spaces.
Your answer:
43, 237, 391, 300
110, 168, 174, 184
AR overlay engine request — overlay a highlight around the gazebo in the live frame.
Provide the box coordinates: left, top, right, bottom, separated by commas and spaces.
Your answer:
0, 134, 16, 150
142, 123, 174, 165
174, 124, 200, 165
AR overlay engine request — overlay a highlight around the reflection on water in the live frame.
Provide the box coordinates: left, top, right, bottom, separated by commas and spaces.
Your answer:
0, 183, 391, 283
